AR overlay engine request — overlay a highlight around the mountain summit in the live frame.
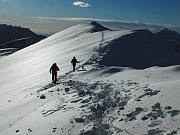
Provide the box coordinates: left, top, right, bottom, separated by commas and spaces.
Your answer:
89, 21, 111, 32
155, 28, 180, 41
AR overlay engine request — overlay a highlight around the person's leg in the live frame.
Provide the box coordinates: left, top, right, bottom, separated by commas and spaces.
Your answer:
54, 74, 57, 84
73, 64, 76, 71
52, 74, 55, 83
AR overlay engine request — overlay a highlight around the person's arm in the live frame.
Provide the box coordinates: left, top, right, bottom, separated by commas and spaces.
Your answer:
76, 59, 80, 63
57, 66, 60, 71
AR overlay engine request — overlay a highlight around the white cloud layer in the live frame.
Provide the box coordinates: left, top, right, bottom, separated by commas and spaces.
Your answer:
73, 1, 91, 7
0, 19, 12, 23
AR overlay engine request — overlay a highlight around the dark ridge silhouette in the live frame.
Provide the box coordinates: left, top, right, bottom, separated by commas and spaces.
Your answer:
89, 21, 111, 32
155, 28, 180, 41
100, 29, 180, 69
0, 37, 46, 56
0, 24, 46, 44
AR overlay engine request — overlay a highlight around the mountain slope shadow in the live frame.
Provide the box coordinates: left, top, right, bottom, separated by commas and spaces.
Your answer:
100, 29, 180, 69
174, 65, 180, 71
101, 67, 124, 76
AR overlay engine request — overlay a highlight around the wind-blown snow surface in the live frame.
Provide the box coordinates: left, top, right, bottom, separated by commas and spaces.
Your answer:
0, 23, 180, 135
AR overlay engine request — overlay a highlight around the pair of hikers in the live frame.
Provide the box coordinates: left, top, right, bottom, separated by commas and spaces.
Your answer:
49, 57, 80, 84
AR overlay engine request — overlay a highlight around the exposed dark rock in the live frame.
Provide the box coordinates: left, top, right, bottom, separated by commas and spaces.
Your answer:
119, 106, 125, 110
141, 116, 149, 121
65, 87, 70, 93
74, 117, 85, 123
167, 110, 180, 117
126, 112, 133, 117
135, 107, 143, 114
152, 103, 161, 111
90, 21, 111, 32
40, 94, 46, 99
147, 129, 164, 135
164, 106, 172, 110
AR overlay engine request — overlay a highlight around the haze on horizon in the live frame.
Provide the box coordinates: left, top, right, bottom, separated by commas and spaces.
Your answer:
0, 0, 180, 36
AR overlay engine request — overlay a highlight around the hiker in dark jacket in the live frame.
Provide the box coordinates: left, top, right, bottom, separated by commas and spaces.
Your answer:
71, 56, 80, 71
49, 63, 59, 84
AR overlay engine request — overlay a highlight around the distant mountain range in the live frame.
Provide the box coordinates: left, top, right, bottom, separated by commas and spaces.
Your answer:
0, 24, 46, 56
155, 28, 180, 41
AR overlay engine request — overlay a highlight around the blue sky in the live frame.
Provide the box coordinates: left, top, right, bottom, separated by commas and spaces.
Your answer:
0, 0, 180, 35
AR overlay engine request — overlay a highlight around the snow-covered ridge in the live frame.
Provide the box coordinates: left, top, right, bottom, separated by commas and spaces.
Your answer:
0, 23, 133, 94
100, 29, 180, 69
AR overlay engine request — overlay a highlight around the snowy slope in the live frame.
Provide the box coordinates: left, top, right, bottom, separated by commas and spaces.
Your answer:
0, 23, 180, 135
0, 23, 132, 93
0, 23, 132, 135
